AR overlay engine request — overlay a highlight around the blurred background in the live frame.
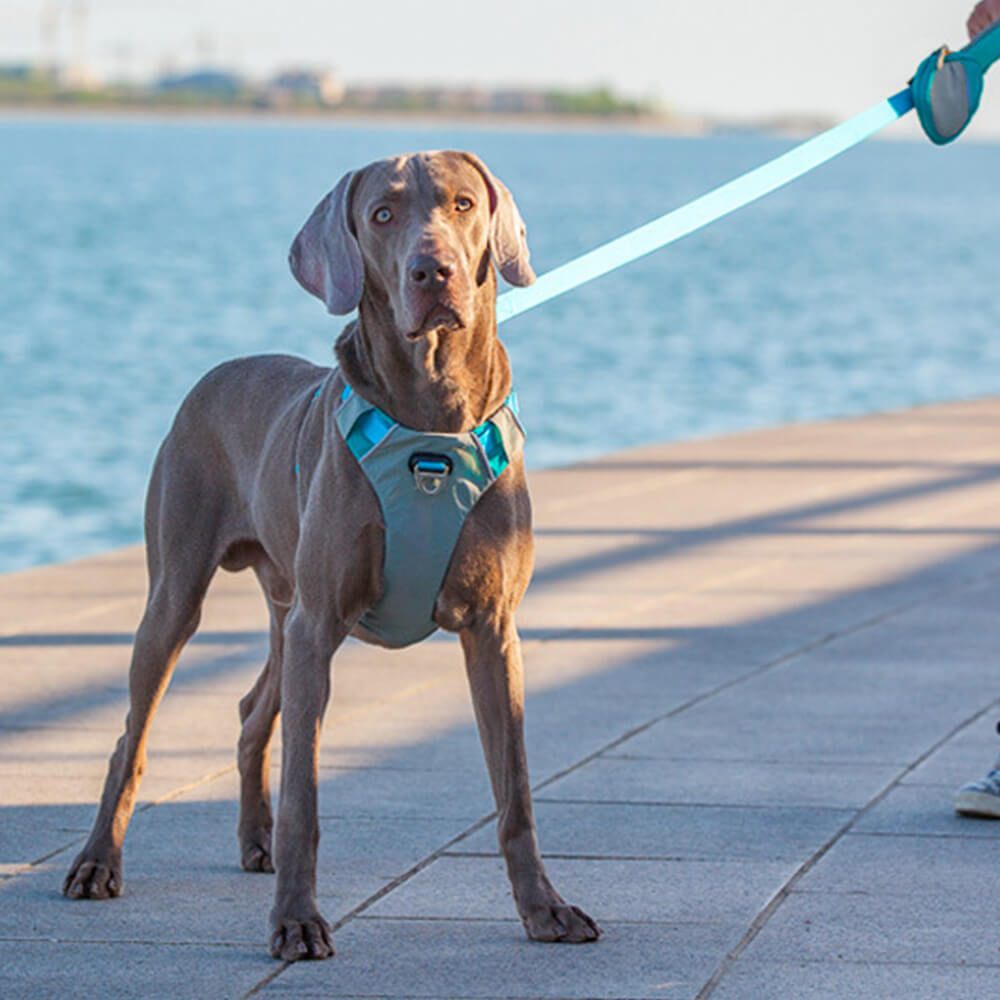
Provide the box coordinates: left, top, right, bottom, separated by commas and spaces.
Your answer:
1, 1, 999, 572
3, 1, 1000, 131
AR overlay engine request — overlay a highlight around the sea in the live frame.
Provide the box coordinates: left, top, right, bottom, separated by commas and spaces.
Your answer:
2, 113, 999, 573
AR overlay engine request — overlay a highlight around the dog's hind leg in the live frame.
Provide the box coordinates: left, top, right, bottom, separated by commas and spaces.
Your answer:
236, 558, 290, 874
63, 456, 226, 901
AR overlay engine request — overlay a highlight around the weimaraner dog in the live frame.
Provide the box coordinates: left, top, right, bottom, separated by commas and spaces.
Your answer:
63, 150, 601, 960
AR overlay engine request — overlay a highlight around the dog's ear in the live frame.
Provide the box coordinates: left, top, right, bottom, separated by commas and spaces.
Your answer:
289, 170, 364, 315
461, 153, 536, 288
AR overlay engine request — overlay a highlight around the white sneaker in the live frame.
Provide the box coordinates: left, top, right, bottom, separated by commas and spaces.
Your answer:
954, 755, 1000, 818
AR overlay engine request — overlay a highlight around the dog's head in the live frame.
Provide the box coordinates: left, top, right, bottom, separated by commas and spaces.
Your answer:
289, 151, 535, 339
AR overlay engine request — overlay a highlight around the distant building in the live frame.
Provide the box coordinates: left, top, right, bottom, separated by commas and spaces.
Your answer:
343, 84, 556, 115
268, 69, 344, 107
155, 70, 245, 96
0, 65, 36, 80
58, 63, 102, 90
489, 89, 549, 114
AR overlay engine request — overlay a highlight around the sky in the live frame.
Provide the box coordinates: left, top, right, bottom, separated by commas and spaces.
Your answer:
2, 1, 1000, 132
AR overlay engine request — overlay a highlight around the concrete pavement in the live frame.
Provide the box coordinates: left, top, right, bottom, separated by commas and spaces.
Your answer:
3, 397, 1000, 999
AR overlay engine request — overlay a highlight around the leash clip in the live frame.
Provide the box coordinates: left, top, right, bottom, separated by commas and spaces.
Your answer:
409, 453, 452, 496
937, 44, 951, 71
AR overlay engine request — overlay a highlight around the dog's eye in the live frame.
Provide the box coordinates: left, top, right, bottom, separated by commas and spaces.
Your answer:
455, 197, 474, 213
373, 207, 393, 224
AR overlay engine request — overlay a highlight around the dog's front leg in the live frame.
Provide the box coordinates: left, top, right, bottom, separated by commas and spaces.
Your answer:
460, 616, 600, 943
268, 603, 342, 961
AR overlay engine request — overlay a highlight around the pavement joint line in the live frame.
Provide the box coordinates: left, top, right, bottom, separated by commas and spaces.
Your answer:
241, 962, 290, 998
0, 597, 137, 640
720, 957, 1000, 969
352, 915, 521, 924
350, 914, 723, 927
249, 995, 637, 1000
0, 935, 255, 948
604, 753, 910, 766
442, 851, 766, 863
838, 829, 1000, 840
138, 763, 238, 810
533, 798, 853, 813
691, 694, 1000, 1000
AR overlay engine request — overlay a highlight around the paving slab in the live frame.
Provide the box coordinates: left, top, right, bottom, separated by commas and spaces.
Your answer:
709, 960, 1000, 1000
540, 754, 903, 809
0, 941, 276, 1000
852, 781, 1000, 837
4, 397, 1000, 999
364, 855, 796, 925
458, 799, 854, 862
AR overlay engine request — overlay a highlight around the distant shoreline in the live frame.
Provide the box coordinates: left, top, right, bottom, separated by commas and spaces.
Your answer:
0, 100, 715, 136
6, 99, 973, 146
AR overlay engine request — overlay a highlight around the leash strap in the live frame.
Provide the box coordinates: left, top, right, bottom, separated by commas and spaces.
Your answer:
496, 21, 1000, 325
495, 88, 914, 326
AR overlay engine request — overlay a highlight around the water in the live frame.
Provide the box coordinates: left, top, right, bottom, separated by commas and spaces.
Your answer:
2, 114, 999, 573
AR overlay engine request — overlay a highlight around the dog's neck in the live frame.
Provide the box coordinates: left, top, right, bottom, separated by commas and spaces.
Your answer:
334, 278, 511, 434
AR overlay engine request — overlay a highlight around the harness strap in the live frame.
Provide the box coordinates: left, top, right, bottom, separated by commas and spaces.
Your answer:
339, 384, 519, 480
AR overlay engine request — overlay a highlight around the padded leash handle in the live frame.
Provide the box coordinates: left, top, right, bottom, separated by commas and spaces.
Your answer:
912, 17, 1000, 144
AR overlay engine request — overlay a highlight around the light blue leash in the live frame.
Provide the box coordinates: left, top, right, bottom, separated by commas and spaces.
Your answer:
495, 18, 1000, 327
495, 88, 914, 326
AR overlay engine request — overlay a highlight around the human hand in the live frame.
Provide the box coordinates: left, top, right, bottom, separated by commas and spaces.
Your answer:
968, 0, 1000, 40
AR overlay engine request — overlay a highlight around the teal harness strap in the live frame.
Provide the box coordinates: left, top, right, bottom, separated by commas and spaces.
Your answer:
335, 385, 524, 648
496, 88, 914, 326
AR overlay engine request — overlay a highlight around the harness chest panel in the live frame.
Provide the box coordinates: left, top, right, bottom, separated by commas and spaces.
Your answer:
334, 385, 525, 648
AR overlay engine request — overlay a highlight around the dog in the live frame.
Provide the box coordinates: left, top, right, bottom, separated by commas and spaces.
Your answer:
63, 150, 601, 960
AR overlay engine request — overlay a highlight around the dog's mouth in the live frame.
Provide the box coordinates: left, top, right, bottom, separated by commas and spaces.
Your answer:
406, 304, 465, 340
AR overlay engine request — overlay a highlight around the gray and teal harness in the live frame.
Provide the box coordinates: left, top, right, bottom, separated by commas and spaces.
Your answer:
333, 383, 525, 648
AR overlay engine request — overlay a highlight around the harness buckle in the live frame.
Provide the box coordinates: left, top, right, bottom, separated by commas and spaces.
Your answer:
408, 453, 453, 496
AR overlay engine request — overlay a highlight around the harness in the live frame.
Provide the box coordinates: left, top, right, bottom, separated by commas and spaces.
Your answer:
333, 382, 525, 648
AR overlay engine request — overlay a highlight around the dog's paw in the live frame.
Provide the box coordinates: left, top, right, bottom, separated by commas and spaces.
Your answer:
522, 901, 601, 944
270, 914, 334, 961
63, 853, 122, 900
240, 840, 275, 874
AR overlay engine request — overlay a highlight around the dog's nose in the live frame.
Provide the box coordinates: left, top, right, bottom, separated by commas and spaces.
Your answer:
408, 253, 454, 289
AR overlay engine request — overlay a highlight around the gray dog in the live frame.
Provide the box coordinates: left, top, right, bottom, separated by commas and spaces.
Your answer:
63, 150, 601, 960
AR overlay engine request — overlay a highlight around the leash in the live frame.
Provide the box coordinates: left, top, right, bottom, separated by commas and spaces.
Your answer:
496, 20, 1000, 327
